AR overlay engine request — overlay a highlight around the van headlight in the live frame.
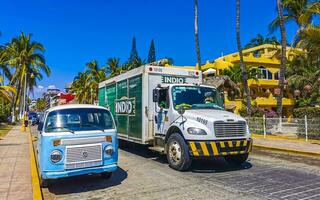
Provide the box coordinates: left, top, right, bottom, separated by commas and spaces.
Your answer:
187, 127, 207, 135
104, 145, 114, 156
50, 150, 62, 163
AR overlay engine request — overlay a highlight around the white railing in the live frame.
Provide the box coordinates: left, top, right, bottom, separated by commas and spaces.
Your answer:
246, 115, 320, 141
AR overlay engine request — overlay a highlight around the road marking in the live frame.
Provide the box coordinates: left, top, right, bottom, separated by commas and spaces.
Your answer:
28, 129, 43, 200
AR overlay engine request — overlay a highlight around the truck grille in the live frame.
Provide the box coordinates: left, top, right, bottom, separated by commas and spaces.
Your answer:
65, 143, 102, 170
214, 121, 247, 138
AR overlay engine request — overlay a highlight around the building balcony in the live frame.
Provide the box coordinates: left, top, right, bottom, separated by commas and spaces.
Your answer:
248, 79, 279, 87
255, 96, 294, 106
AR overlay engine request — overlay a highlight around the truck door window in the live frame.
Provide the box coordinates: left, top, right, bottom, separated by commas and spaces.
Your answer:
158, 89, 169, 109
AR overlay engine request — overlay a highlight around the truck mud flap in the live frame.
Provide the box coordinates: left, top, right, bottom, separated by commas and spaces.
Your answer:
188, 139, 252, 157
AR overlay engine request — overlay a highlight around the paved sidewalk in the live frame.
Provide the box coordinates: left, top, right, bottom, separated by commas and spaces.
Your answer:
253, 135, 320, 156
0, 126, 32, 200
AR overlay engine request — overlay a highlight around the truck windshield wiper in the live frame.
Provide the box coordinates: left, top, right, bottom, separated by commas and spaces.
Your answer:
46, 127, 75, 134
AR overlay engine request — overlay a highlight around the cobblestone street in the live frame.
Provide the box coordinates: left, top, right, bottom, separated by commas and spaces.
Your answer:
42, 141, 320, 200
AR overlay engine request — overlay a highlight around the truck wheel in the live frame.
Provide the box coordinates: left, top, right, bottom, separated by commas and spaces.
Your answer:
225, 153, 249, 166
166, 133, 191, 171
101, 172, 112, 179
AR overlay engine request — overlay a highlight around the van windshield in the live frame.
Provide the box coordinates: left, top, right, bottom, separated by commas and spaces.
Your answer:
172, 86, 224, 110
44, 108, 114, 133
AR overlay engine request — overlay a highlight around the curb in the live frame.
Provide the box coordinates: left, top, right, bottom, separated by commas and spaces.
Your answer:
252, 134, 320, 144
253, 144, 320, 158
28, 129, 43, 200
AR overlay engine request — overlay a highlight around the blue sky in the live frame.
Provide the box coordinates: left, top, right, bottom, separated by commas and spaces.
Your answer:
0, 0, 298, 97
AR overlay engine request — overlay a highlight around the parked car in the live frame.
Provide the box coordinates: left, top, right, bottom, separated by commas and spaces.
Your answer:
37, 104, 118, 187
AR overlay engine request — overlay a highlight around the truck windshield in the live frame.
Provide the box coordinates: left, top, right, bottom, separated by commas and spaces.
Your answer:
44, 108, 114, 133
172, 86, 224, 110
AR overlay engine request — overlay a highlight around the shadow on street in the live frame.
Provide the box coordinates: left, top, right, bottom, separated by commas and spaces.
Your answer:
47, 167, 128, 195
119, 139, 252, 173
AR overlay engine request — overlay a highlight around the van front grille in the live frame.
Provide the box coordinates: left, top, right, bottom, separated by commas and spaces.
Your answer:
214, 121, 247, 138
65, 143, 102, 170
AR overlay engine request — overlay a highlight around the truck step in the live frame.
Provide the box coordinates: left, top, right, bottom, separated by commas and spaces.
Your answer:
148, 146, 165, 154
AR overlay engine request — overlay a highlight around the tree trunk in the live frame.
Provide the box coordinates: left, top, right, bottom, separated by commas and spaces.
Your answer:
236, 0, 251, 116
11, 82, 21, 123
194, 0, 201, 70
276, 0, 287, 117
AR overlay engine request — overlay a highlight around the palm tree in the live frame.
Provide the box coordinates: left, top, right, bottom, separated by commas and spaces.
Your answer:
106, 58, 120, 77
194, 0, 201, 69
85, 60, 106, 103
295, 25, 320, 57
221, 64, 259, 84
244, 34, 280, 49
0, 75, 16, 102
236, 0, 251, 115
269, 0, 320, 44
70, 72, 91, 104
276, 0, 287, 117
4, 32, 50, 120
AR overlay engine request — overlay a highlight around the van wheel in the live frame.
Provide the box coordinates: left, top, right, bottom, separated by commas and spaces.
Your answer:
101, 172, 112, 179
40, 177, 49, 188
225, 153, 249, 166
166, 133, 191, 171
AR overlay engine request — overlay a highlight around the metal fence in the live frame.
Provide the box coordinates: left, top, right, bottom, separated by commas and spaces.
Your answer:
246, 115, 320, 141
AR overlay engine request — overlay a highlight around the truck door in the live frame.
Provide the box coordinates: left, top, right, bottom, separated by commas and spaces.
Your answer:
153, 88, 169, 135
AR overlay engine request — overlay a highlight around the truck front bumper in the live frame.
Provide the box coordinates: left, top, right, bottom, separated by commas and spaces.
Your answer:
188, 138, 252, 157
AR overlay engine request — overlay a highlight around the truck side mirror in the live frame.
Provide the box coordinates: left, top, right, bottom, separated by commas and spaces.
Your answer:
153, 89, 160, 102
178, 107, 185, 115
37, 122, 43, 132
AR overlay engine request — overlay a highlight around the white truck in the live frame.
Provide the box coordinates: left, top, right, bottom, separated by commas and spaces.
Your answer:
98, 65, 252, 171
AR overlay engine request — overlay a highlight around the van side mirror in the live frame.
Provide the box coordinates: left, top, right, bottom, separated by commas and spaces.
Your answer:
153, 89, 160, 102
37, 122, 43, 132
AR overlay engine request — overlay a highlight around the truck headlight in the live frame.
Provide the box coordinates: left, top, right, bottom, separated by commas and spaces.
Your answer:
104, 145, 113, 156
50, 150, 62, 163
187, 127, 207, 135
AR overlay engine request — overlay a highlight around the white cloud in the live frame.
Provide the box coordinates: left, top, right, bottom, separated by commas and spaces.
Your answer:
48, 85, 56, 89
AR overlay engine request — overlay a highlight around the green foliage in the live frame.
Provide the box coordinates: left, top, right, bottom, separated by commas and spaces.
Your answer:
147, 40, 156, 63
244, 34, 280, 49
293, 107, 320, 118
71, 60, 106, 104
221, 64, 260, 84
35, 98, 47, 111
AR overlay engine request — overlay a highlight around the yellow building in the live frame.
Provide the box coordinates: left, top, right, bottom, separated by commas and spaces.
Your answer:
168, 44, 302, 117
201, 44, 303, 117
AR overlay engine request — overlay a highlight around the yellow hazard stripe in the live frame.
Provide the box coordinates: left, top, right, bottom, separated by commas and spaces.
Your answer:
228, 141, 233, 148
220, 141, 225, 148
248, 140, 253, 152
236, 141, 241, 147
200, 142, 209, 156
189, 142, 199, 156
210, 142, 218, 156
243, 140, 248, 147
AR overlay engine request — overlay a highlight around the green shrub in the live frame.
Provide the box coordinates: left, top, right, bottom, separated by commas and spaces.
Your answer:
293, 107, 320, 118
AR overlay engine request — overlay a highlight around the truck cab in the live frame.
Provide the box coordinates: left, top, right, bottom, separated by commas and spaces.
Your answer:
152, 84, 252, 171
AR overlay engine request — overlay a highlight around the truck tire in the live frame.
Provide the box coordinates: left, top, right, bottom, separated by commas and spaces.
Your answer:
166, 133, 192, 171
225, 153, 249, 166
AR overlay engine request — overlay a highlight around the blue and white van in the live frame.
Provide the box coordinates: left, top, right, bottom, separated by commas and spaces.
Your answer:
37, 104, 118, 187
